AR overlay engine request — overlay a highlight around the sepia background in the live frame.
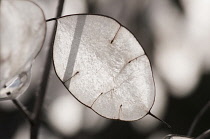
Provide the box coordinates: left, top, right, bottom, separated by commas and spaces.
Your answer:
0, 0, 209, 139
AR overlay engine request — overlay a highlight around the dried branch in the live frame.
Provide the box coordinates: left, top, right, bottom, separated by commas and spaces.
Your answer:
30, 0, 65, 139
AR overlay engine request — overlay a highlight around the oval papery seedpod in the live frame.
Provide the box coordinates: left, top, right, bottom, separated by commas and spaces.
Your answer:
0, 0, 46, 100
164, 135, 193, 139
53, 14, 155, 121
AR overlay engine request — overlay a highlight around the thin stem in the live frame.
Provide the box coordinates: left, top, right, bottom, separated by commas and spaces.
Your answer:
46, 18, 57, 22
149, 112, 172, 129
196, 129, 210, 139
12, 99, 33, 124
188, 101, 210, 136
30, 0, 65, 139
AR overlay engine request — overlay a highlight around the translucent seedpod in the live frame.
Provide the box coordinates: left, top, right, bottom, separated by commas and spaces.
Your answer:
164, 135, 193, 139
53, 14, 155, 121
0, 0, 46, 100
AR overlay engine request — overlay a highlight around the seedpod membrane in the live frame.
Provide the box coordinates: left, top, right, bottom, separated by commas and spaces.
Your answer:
53, 14, 155, 121
164, 135, 192, 139
0, 0, 46, 100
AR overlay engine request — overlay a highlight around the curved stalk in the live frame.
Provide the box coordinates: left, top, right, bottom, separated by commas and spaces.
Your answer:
30, 0, 64, 139
188, 101, 210, 136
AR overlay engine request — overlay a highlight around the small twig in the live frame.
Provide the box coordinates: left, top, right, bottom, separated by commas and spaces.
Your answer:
12, 99, 33, 124
188, 101, 210, 136
46, 18, 57, 22
196, 129, 210, 139
149, 112, 172, 129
